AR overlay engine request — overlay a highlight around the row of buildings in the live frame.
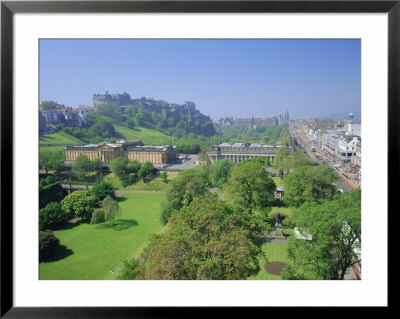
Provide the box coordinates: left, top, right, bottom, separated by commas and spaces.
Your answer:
294, 113, 361, 171
39, 104, 88, 134
217, 110, 290, 128
206, 142, 284, 163
64, 139, 179, 167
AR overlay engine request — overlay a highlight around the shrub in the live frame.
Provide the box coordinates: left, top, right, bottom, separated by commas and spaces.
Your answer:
39, 202, 70, 230
90, 209, 105, 224
39, 231, 60, 262
61, 190, 96, 220
90, 181, 115, 202
119, 258, 139, 280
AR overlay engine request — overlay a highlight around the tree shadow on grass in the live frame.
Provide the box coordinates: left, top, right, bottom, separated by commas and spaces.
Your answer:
41, 244, 74, 263
52, 218, 85, 233
95, 219, 139, 231
115, 197, 128, 202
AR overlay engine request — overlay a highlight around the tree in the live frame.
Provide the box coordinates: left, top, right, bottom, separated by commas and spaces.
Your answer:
284, 165, 340, 207
134, 194, 266, 280
127, 159, 142, 176
39, 152, 51, 174
48, 150, 66, 176
137, 161, 154, 180
39, 202, 71, 231
39, 231, 60, 262
61, 190, 96, 220
160, 167, 211, 224
224, 161, 276, 213
119, 258, 140, 280
91, 158, 103, 176
89, 181, 115, 202
101, 195, 121, 227
109, 157, 129, 180
159, 171, 168, 183
282, 189, 361, 280
72, 155, 93, 182
208, 159, 235, 188
40, 101, 56, 110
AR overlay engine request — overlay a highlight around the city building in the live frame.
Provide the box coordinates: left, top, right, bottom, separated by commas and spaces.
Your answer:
64, 139, 179, 167
39, 103, 88, 133
206, 143, 285, 163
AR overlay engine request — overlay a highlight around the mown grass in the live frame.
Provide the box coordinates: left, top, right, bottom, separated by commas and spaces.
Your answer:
114, 124, 171, 145
39, 131, 84, 145
103, 173, 170, 191
39, 145, 65, 156
39, 193, 166, 280
248, 242, 289, 280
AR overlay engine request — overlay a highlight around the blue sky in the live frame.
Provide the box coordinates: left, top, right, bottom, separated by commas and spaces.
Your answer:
40, 39, 360, 121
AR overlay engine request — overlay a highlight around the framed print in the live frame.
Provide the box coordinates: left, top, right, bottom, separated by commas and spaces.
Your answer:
1, 0, 396, 316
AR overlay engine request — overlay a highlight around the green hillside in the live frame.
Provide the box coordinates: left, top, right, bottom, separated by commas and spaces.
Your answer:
114, 124, 172, 145
39, 131, 84, 145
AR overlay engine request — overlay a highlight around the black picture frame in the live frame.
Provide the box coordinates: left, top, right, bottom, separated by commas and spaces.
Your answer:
1, 0, 395, 317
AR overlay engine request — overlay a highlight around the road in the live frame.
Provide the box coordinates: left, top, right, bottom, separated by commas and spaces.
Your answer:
290, 129, 354, 193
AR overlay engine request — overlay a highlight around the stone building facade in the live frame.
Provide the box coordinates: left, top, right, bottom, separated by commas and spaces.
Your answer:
64, 139, 179, 167
206, 143, 283, 163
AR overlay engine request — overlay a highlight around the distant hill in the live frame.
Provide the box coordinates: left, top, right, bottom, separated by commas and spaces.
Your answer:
314, 111, 361, 122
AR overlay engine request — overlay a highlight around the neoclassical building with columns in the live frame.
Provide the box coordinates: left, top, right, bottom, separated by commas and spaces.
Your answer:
206, 143, 284, 164
64, 139, 179, 167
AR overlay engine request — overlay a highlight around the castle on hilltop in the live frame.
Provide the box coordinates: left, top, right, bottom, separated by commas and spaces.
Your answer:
93, 91, 196, 117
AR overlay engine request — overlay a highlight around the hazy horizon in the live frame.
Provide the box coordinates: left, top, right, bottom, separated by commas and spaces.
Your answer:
40, 39, 361, 121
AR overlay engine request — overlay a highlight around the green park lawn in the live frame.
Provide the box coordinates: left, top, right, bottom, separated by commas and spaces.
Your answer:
249, 241, 289, 280
39, 192, 166, 280
104, 173, 170, 191
39, 145, 65, 156
39, 131, 84, 145
114, 124, 171, 145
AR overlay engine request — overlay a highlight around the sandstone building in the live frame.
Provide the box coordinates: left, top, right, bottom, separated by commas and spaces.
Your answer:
64, 139, 179, 167
207, 143, 284, 163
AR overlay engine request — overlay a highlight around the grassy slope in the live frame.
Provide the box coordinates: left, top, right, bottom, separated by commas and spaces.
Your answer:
114, 124, 171, 145
39, 193, 165, 280
39, 131, 84, 145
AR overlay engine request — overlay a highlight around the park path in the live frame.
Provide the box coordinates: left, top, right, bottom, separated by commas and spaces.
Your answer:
114, 189, 164, 197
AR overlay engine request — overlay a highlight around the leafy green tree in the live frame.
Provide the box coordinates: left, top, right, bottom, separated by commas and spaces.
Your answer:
126, 118, 135, 128
124, 104, 137, 118
90, 209, 105, 224
137, 161, 154, 180
89, 119, 117, 139
101, 195, 121, 227
39, 202, 71, 230
119, 258, 140, 280
284, 165, 340, 207
89, 181, 115, 202
61, 190, 96, 220
127, 159, 142, 176
109, 157, 129, 180
208, 159, 235, 188
134, 112, 145, 127
160, 167, 211, 224
40, 101, 56, 110
39, 231, 60, 262
134, 194, 267, 280
224, 161, 276, 213
72, 155, 93, 182
91, 158, 103, 176
96, 103, 122, 121
39, 152, 51, 174
282, 189, 361, 280
159, 171, 168, 182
